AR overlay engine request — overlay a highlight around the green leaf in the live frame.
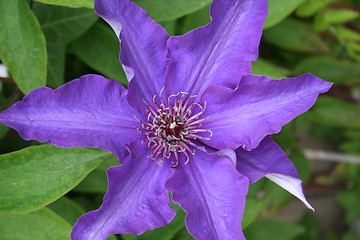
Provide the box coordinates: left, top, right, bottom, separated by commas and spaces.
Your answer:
134, 0, 211, 22
309, 123, 344, 146
181, 5, 211, 34
34, 0, 93, 8
296, 0, 334, 17
337, 190, 360, 223
0, 145, 112, 214
295, 57, 360, 84
290, 149, 311, 184
335, 27, 360, 61
295, 212, 320, 240
325, 232, 338, 240
0, 0, 47, 94
341, 130, 360, 155
247, 178, 266, 198
36, 0, 213, 22
34, 4, 98, 46
309, 97, 360, 129
0, 207, 71, 240
33, 3, 98, 87
336, 26, 360, 44
244, 220, 304, 240
50, 197, 131, 239
342, 233, 358, 240
346, 42, 360, 61
123, 203, 186, 240
172, 228, 195, 240
69, 23, 127, 85
108, 234, 118, 240
263, 18, 330, 53
242, 198, 268, 229
272, 122, 298, 152
48, 196, 86, 225
159, 20, 177, 36
265, 0, 305, 29
265, 184, 292, 214
0, 124, 8, 140
74, 154, 119, 193
314, 8, 359, 31
48, 196, 119, 240
45, 45, 67, 87
252, 58, 290, 79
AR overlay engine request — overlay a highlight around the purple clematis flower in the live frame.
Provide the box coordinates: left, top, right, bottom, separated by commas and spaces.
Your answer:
0, 0, 332, 239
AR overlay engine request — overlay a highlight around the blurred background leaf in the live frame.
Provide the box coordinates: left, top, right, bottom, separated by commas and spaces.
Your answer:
263, 18, 330, 53
314, 8, 359, 31
0, 0, 47, 94
33, 3, 98, 87
296, 0, 334, 17
252, 58, 290, 78
0, 124, 8, 141
265, 0, 305, 29
134, 0, 212, 22
69, 22, 127, 85
123, 204, 187, 240
309, 97, 360, 128
295, 57, 360, 84
1, 0, 360, 239
337, 190, 360, 223
244, 220, 305, 240
242, 198, 268, 229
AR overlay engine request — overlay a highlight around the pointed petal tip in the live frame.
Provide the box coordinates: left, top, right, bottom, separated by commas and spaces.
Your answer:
165, 0, 267, 97
265, 173, 314, 211
308, 203, 315, 212
301, 73, 333, 93
301, 197, 315, 212
0, 74, 141, 157
202, 73, 333, 151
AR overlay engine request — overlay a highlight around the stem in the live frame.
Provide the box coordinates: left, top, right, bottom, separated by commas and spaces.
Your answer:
303, 148, 360, 164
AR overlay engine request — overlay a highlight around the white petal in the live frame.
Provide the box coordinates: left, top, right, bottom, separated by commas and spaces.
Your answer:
266, 173, 314, 211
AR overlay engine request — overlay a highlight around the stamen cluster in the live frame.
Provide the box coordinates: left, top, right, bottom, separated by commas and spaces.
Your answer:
136, 91, 212, 167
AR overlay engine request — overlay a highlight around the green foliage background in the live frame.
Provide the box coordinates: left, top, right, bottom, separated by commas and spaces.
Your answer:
0, 0, 359, 239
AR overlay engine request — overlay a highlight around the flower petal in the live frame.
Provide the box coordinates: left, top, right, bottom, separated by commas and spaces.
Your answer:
94, 0, 168, 111
166, 149, 249, 240
71, 141, 175, 240
236, 137, 313, 210
235, 137, 298, 182
202, 73, 332, 150
0, 75, 141, 159
266, 173, 314, 211
165, 0, 267, 98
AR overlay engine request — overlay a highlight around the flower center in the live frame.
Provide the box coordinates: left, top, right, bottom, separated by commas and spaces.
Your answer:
136, 91, 212, 167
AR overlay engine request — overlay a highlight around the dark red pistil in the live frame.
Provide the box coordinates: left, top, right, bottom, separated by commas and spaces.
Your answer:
136, 91, 212, 167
